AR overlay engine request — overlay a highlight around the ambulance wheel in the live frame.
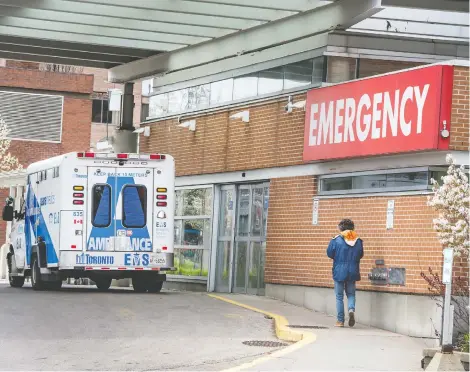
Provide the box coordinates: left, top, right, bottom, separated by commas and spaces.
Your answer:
147, 281, 163, 293
31, 255, 44, 291
95, 277, 112, 291
9, 275, 25, 288
132, 276, 147, 293
7, 254, 24, 288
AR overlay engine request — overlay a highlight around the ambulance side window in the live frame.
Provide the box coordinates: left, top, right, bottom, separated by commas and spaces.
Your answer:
92, 184, 111, 227
122, 185, 147, 228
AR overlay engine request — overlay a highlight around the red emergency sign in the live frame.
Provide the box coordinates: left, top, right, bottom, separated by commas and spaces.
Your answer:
303, 65, 454, 162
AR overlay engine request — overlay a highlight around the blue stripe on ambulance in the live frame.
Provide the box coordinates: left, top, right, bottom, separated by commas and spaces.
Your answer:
87, 176, 151, 251
25, 183, 59, 265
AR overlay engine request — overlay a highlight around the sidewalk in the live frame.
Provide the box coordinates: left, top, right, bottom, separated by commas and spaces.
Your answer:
211, 294, 436, 372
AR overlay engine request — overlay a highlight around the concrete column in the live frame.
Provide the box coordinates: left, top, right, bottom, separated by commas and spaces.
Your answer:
113, 82, 137, 153
121, 83, 134, 131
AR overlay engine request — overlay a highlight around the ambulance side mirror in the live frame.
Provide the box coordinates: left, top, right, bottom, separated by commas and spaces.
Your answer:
2, 205, 13, 222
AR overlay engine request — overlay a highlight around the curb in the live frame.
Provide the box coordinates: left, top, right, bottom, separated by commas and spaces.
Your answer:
207, 294, 316, 371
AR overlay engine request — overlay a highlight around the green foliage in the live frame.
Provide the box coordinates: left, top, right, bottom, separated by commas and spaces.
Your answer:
459, 333, 469, 353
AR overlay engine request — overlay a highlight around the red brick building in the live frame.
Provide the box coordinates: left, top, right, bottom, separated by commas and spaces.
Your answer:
140, 59, 469, 337
0, 61, 93, 243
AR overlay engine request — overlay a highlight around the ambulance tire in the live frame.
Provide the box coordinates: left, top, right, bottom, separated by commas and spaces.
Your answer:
132, 276, 147, 293
147, 280, 163, 293
31, 255, 44, 291
7, 253, 25, 288
95, 277, 112, 291
9, 275, 25, 288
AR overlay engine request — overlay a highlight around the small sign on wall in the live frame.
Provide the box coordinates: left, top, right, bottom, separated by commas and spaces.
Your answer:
442, 248, 453, 284
386, 200, 395, 229
312, 198, 319, 225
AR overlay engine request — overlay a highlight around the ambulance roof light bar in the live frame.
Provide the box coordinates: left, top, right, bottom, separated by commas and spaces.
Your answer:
76, 152, 165, 160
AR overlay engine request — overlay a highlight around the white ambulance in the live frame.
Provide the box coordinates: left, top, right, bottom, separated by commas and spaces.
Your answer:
2, 152, 175, 292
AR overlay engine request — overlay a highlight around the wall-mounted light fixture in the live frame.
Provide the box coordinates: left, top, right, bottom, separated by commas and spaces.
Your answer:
230, 110, 250, 123
178, 119, 196, 132
285, 95, 306, 113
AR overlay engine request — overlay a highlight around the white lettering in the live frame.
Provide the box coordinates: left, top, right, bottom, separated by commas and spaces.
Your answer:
382, 90, 399, 137
371, 93, 383, 139
414, 84, 429, 134
334, 99, 345, 144
317, 101, 334, 145
356, 94, 371, 142
400, 86, 413, 136
306, 83, 431, 147
344, 98, 356, 143
309, 104, 319, 146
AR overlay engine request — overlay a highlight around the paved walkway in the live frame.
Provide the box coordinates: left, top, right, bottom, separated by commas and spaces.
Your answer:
212, 294, 436, 371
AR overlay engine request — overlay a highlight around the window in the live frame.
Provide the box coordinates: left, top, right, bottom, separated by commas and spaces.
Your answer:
91, 98, 111, 123
147, 56, 325, 119
122, 185, 147, 228
92, 184, 111, 227
141, 103, 149, 122
233, 73, 258, 100
319, 168, 447, 196
283, 59, 312, 89
210, 79, 233, 105
173, 187, 213, 278
168, 89, 189, 114
258, 67, 284, 95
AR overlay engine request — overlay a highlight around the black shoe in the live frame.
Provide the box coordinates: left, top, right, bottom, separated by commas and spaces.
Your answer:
348, 310, 355, 327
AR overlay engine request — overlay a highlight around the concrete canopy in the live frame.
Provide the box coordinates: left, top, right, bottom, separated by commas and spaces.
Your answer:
0, 0, 466, 82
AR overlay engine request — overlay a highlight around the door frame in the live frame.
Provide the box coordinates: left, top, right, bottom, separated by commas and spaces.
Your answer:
212, 184, 237, 293
211, 181, 269, 294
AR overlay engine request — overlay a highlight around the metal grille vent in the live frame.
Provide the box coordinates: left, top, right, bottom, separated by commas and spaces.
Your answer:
0, 90, 63, 143
242, 340, 288, 347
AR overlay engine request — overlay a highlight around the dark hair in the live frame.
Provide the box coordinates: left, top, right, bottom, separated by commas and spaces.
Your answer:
338, 219, 355, 231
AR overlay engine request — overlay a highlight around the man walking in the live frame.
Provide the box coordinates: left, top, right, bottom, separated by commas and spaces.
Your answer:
327, 219, 364, 328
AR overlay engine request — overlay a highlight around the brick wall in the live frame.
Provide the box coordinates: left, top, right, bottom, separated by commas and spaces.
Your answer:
140, 95, 306, 177
0, 65, 93, 245
450, 66, 470, 151
141, 66, 469, 177
0, 65, 93, 94
265, 176, 468, 294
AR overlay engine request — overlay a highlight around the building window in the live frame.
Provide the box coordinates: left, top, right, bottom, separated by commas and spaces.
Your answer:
141, 103, 149, 122
173, 187, 213, 278
122, 185, 147, 228
92, 184, 111, 227
319, 168, 447, 196
92, 98, 111, 123
148, 56, 325, 119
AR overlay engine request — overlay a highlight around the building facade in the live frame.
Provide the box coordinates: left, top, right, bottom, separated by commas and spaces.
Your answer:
139, 58, 469, 337
0, 60, 93, 246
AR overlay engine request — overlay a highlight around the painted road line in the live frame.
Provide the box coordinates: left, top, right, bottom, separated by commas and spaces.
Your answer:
207, 294, 316, 372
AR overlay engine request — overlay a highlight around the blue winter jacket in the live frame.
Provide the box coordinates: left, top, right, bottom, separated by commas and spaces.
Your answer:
327, 233, 364, 282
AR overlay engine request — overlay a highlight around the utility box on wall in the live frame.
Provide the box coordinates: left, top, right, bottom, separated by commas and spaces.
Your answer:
368, 262, 406, 286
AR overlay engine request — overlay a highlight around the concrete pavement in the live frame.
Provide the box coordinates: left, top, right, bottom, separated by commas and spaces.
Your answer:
0, 284, 284, 371
212, 294, 437, 371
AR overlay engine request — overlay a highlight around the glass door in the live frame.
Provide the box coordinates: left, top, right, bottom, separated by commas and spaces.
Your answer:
233, 183, 269, 295
214, 185, 236, 292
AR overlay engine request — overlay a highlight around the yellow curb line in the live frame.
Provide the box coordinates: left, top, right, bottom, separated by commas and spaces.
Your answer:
207, 294, 316, 372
